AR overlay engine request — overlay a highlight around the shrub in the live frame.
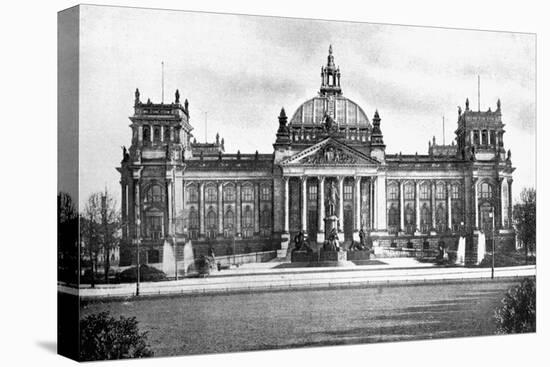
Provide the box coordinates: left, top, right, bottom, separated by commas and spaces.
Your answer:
118, 264, 167, 283
80, 311, 153, 361
494, 277, 536, 334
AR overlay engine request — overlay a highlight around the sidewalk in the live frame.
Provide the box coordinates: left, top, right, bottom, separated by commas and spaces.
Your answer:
61, 259, 536, 299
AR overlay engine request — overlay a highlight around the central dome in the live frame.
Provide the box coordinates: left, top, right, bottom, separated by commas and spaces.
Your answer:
289, 95, 371, 127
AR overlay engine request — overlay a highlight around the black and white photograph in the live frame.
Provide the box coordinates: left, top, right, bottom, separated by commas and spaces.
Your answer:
53, 2, 539, 364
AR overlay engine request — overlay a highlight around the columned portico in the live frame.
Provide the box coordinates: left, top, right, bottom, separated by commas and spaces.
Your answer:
301, 176, 307, 232
415, 181, 420, 234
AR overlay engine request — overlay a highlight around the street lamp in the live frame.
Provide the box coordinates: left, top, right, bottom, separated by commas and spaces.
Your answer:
489, 208, 495, 279
134, 237, 140, 296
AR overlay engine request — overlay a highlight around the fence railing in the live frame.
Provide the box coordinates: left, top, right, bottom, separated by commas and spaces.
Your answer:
214, 250, 277, 267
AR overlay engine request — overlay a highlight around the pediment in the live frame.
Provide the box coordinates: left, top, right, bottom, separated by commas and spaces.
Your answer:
281, 138, 379, 166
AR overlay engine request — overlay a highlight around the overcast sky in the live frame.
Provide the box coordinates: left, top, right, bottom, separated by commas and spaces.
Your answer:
78, 5, 536, 208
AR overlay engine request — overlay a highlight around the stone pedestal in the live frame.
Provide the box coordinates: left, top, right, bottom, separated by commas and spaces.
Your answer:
324, 215, 339, 236
319, 250, 347, 262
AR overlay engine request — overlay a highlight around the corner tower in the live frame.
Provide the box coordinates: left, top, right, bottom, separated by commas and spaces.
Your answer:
118, 89, 191, 266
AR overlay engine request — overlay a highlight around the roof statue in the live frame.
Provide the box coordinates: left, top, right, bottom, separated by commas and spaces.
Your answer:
175, 89, 180, 104
134, 88, 140, 105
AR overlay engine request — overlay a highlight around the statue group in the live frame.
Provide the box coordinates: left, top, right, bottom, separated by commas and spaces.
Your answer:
292, 231, 313, 254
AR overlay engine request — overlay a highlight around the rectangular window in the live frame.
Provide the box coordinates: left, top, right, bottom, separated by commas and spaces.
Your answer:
242, 186, 254, 202
388, 185, 399, 200
404, 185, 414, 200
420, 185, 430, 200
308, 184, 317, 201
260, 186, 271, 201
344, 184, 353, 200
451, 185, 460, 200
436, 185, 446, 200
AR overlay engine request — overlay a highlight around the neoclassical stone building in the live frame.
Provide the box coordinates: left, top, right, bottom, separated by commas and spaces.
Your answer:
118, 46, 515, 266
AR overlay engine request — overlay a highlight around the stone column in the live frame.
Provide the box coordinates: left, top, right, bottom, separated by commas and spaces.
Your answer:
160, 126, 164, 142
236, 182, 242, 235
167, 177, 173, 235
338, 176, 344, 232
318, 177, 325, 233
218, 182, 223, 236
415, 181, 420, 232
138, 126, 143, 142
399, 181, 404, 231
474, 179, 479, 229
283, 177, 289, 233
500, 180, 505, 228
447, 182, 452, 231
373, 177, 378, 230
431, 181, 436, 230
301, 176, 308, 232
507, 179, 513, 228
254, 183, 260, 234
355, 177, 361, 231
199, 182, 205, 236
377, 175, 387, 231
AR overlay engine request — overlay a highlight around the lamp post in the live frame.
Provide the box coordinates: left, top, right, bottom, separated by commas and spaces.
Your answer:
134, 236, 140, 296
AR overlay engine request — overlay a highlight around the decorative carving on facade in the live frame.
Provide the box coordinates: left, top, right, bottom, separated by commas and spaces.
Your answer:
301, 144, 357, 164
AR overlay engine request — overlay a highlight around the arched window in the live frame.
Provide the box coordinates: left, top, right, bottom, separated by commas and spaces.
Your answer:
206, 209, 217, 227
473, 130, 480, 145
224, 208, 234, 236
481, 130, 488, 145
242, 205, 254, 238
480, 182, 493, 199
420, 204, 431, 233
205, 185, 217, 203
260, 185, 271, 201
242, 185, 254, 202
145, 184, 164, 203
188, 207, 199, 229
490, 130, 496, 145
223, 185, 235, 202
164, 127, 171, 142
388, 205, 399, 227
187, 185, 198, 202
243, 205, 253, 227
388, 184, 399, 200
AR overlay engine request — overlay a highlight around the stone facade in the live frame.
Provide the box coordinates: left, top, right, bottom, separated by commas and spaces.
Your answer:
119, 46, 515, 266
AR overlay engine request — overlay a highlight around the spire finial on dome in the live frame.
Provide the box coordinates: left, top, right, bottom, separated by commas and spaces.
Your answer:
329, 44, 333, 55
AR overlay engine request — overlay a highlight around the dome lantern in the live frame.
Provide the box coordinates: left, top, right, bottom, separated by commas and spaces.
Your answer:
320, 45, 342, 96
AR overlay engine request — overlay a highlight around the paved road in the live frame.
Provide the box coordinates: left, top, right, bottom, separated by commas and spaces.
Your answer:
63, 264, 536, 299
80, 278, 526, 356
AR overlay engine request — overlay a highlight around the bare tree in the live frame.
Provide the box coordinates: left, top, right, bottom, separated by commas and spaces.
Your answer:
81, 190, 120, 286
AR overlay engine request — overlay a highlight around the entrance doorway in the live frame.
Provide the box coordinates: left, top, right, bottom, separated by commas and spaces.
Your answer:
344, 206, 353, 243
